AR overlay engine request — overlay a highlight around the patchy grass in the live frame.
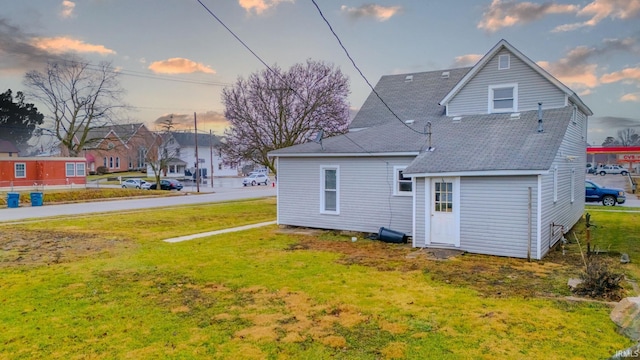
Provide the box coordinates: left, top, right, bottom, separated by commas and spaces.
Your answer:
0, 203, 636, 359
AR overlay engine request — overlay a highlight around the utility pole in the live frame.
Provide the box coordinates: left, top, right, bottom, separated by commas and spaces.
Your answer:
210, 129, 214, 188
194, 112, 200, 193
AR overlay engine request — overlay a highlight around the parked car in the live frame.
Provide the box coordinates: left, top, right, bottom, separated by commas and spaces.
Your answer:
597, 165, 629, 176
149, 179, 183, 191
585, 180, 626, 206
243, 173, 269, 186
140, 182, 152, 190
121, 178, 147, 189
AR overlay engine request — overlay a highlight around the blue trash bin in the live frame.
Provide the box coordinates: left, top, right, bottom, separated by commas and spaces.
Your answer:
7, 192, 19, 208
30, 192, 43, 207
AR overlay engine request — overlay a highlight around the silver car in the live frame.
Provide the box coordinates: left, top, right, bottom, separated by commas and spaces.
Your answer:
242, 173, 269, 186
121, 178, 147, 189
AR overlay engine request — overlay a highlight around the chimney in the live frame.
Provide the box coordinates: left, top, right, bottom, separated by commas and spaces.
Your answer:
537, 102, 543, 133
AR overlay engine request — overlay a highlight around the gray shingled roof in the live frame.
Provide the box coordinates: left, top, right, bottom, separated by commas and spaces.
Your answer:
269, 67, 576, 175
348, 67, 471, 129
403, 107, 574, 174
170, 132, 221, 147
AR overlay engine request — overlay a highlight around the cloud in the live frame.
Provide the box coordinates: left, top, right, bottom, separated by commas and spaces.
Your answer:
553, 0, 640, 32
478, 0, 578, 32
340, 4, 403, 21
600, 67, 640, 84
153, 111, 230, 132
30, 36, 116, 55
620, 93, 640, 102
0, 19, 70, 74
452, 54, 483, 67
238, 0, 293, 15
536, 37, 640, 91
148, 58, 216, 75
60, 1, 76, 19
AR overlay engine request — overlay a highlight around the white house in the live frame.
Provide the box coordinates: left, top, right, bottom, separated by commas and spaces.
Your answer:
146, 131, 240, 179
268, 39, 592, 260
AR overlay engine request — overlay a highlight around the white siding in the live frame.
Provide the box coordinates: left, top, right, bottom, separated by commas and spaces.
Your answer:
413, 177, 426, 247
458, 176, 540, 258
448, 49, 566, 116
539, 109, 587, 257
180, 146, 238, 177
277, 156, 415, 234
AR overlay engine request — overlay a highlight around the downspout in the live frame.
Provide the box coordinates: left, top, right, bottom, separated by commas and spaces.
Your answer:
527, 187, 532, 262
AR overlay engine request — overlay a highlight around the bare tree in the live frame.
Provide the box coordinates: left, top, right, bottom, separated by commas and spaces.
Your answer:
221, 60, 350, 173
146, 117, 178, 190
23, 58, 127, 156
617, 128, 639, 146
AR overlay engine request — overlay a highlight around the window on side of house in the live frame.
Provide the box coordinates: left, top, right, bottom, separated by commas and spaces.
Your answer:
76, 162, 86, 177
103, 157, 107, 167
394, 166, 413, 195
498, 54, 510, 70
553, 166, 558, 203
320, 166, 339, 214
489, 84, 517, 113
66, 162, 75, 177
116, 157, 120, 168
109, 157, 114, 168
14, 163, 26, 178
570, 168, 575, 203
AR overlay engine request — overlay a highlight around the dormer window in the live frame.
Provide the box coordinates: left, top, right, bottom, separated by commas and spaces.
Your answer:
489, 83, 518, 113
498, 54, 510, 70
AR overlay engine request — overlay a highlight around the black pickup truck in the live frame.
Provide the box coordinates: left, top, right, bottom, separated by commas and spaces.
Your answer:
585, 180, 626, 206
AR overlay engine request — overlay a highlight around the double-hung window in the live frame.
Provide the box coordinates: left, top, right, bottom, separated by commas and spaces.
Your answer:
320, 166, 339, 214
14, 163, 26, 178
489, 84, 517, 113
76, 162, 86, 176
394, 166, 413, 196
66, 162, 76, 177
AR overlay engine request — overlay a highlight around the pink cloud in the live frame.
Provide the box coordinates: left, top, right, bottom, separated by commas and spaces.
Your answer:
238, 0, 293, 15
478, 0, 577, 32
340, 4, 403, 21
553, 0, 640, 32
29, 36, 115, 55
148, 58, 216, 74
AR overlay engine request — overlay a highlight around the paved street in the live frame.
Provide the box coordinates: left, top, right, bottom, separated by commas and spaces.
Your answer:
0, 183, 276, 223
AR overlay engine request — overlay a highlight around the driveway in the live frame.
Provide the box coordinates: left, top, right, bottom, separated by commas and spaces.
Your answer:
0, 185, 276, 223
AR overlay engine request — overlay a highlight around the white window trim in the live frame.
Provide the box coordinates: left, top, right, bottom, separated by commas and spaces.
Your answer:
570, 168, 575, 203
320, 165, 340, 215
498, 54, 510, 70
488, 83, 518, 113
76, 162, 86, 177
393, 166, 413, 196
14, 163, 26, 178
553, 166, 558, 203
65, 162, 76, 177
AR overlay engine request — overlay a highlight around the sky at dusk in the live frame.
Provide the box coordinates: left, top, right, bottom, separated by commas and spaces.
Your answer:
1, 0, 639, 146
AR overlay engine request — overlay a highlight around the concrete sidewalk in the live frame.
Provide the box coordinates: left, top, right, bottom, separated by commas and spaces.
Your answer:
163, 221, 277, 243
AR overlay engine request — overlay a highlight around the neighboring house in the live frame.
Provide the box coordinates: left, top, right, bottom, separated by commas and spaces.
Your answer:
63, 123, 158, 173
147, 131, 239, 179
0, 139, 20, 158
269, 39, 592, 260
0, 157, 86, 188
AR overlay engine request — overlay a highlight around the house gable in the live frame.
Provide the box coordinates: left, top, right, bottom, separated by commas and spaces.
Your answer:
440, 39, 592, 117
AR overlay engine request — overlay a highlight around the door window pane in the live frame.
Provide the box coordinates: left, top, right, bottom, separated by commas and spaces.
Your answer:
434, 181, 453, 213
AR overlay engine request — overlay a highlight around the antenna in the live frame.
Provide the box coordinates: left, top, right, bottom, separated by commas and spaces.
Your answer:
313, 129, 324, 150
424, 121, 434, 152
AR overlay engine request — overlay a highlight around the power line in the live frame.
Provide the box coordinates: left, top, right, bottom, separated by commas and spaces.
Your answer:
309, 0, 425, 135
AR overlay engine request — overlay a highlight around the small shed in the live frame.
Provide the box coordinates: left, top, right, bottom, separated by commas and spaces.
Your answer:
0, 157, 87, 188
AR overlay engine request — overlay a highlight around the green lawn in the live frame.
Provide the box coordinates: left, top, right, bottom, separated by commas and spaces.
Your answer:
0, 200, 637, 359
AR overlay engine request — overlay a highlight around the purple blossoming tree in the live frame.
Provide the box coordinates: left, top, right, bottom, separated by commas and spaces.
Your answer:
221, 60, 350, 174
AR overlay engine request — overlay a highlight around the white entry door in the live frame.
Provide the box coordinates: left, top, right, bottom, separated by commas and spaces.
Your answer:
430, 178, 458, 246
